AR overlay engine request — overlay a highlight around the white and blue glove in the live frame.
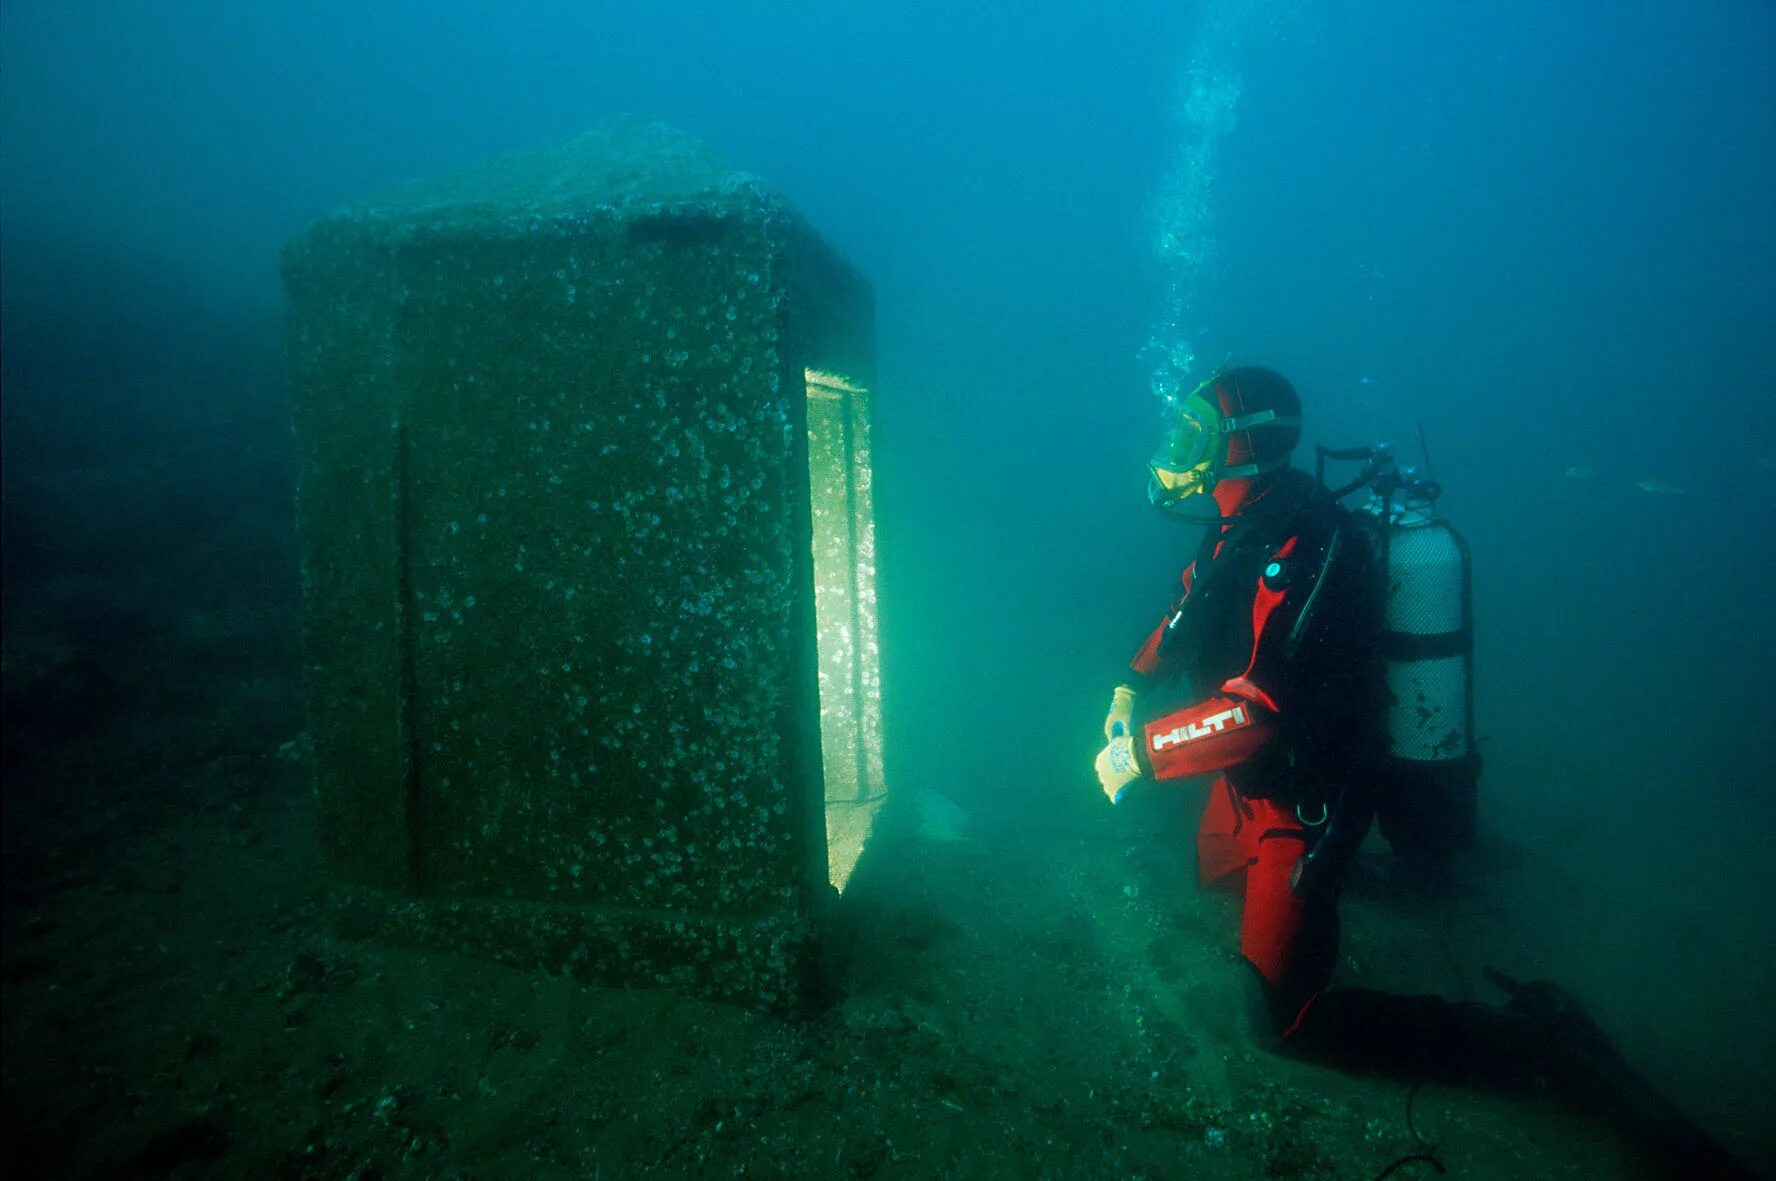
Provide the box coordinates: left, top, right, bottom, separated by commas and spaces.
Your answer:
1103, 685, 1137, 741
1096, 686, 1142, 804
1095, 736, 1142, 804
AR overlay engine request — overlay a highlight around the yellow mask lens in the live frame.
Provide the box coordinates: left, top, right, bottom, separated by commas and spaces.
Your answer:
1148, 457, 1212, 503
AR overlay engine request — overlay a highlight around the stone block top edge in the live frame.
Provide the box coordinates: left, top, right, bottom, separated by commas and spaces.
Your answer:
314, 117, 785, 238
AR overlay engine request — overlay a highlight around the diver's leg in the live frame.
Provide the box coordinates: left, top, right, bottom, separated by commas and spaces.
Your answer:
1283, 985, 1758, 1176
1235, 799, 1341, 1046
1195, 774, 1255, 892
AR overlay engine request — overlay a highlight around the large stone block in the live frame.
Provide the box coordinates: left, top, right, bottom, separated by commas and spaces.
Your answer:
281, 120, 882, 1008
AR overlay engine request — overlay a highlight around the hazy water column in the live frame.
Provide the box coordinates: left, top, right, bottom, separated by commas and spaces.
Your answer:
1147, 2, 1257, 409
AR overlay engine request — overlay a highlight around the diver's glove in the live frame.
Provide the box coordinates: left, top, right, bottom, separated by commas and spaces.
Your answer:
1103, 685, 1137, 742
1094, 735, 1142, 805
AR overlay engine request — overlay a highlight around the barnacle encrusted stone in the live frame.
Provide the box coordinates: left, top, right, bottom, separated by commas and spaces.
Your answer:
282, 119, 873, 1008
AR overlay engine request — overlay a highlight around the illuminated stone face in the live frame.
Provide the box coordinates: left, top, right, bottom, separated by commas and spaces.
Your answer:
804, 369, 884, 894
282, 120, 878, 1008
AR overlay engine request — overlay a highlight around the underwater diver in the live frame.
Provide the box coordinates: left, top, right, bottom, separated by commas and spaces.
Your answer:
1091, 366, 1756, 1179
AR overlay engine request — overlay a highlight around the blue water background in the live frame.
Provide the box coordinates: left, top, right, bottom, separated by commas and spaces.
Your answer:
4, 0, 1773, 1141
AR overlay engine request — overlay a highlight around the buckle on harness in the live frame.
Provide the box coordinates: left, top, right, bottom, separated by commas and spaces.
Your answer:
1296, 800, 1329, 827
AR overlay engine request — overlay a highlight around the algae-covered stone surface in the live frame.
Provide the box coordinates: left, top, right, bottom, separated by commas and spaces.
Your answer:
281, 121, 872, 1006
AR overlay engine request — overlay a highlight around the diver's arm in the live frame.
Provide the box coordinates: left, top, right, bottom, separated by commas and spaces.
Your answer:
1139, 682, 1278, 780
1104, 564, 1196, 746
1097, 676, 1279, 802
1099, 547, 1297, 799
1135, 526, 1318, 782
1126, 562, 1198, 682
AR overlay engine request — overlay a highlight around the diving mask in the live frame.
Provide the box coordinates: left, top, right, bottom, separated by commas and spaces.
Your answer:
1147, 377, 1304, 510
1147, 391, 1223, 507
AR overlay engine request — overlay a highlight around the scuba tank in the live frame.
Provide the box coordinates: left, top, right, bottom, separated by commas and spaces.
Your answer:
1319, 440, 1478, 868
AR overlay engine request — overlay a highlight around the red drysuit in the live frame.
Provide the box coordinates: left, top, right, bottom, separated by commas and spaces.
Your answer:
1125, 474, 1376, 1031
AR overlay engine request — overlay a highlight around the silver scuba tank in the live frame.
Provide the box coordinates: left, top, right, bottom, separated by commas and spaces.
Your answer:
1364, 484, 1478, 860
